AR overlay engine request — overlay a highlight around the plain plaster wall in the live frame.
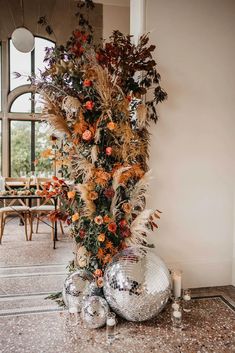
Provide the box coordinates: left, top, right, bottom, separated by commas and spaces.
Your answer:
145, 0, 235, 288
103, 4, 130, 40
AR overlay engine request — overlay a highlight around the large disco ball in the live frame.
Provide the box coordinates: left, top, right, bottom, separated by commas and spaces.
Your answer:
81, 296, 109, 329
63, 269, 94, 312
103, 246, 171, 322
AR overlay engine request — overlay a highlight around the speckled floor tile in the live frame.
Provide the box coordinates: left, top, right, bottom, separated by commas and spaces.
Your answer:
0, 219, 235, 353
0, 264, 67, 276
0, 219, 73, 267
0, 273, 66, 295
0, 294, 57, 311
0, 298, 235, 353
0, 287, 8, 295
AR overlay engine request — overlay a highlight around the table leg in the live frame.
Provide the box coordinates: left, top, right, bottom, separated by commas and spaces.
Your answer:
19, 216, 24, 226
53, 197, 58, 249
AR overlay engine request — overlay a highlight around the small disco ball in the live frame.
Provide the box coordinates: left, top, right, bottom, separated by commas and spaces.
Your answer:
63, 269, 94, 312
87, 282, 104, 298
81, 296, 109, 329
103, 246, 171, 322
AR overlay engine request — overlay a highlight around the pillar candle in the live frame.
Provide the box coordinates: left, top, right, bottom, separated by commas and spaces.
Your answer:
172, 270, 182, 298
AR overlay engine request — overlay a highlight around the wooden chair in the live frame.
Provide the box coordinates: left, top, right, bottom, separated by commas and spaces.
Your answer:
0, 177, 31, 244
29, 177, 64, 240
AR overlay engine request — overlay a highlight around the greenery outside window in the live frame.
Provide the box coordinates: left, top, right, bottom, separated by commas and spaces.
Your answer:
10, 120, 53, 177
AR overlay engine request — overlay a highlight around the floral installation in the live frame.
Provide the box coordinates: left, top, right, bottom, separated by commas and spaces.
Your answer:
33, 19, 167, 288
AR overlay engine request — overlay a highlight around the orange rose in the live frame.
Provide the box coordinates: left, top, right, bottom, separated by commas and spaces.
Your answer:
72, 213, 79, 222
107, 121, 116, 131
97, 233, 105, 242
85, 100, 94, 110
97, 277, 104, 288
94, 269, 103, 277
83, 79, 92, 87
103, 215, 112, 223
82, 129, 92, 141
94, 215, 103, 225
88, 191, 98, 200
122, 202, 132, 214
106, 147, 112, 156
67, 191, 76, 199
108, 222, 117, 233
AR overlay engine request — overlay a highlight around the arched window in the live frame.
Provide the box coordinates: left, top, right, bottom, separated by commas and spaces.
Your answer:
0, 36, 55, 177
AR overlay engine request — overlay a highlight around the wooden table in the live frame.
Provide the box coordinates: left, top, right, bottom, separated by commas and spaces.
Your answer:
0, 194, 58, 249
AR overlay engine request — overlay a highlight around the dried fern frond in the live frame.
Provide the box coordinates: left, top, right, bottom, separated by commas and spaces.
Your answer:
127, 209, 153, 246
136, 103, 148, 129
71, 149, 94, 182
93, 66, 115, 109
110, 166, 131, 215
129, 171, 152, 215
91, 145, 98, 164
41, 96, 71, 138
94, 127, 101, 143
92, 65, 125, 122
75, 184, 95, 218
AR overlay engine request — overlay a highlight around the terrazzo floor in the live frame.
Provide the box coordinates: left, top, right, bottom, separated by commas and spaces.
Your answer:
0, 217, 235, 353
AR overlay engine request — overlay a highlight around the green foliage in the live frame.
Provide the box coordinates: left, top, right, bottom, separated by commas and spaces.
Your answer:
10, 121, 53, 177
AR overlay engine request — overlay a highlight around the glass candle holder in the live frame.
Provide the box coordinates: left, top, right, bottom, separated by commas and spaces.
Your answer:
171, 298, 181, 311
183, 289, 192, 312
171, 269, 182, 298
106, 312, 116, 344
171, 309, 182, 330
67, 295, 79, 327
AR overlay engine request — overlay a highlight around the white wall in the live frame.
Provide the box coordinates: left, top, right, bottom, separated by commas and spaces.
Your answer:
145, 0, 235, 287
103, 4, 130, 39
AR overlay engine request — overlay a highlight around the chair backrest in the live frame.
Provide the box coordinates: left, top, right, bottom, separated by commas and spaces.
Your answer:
5, 177, 30, 190
4, 177, 31, 206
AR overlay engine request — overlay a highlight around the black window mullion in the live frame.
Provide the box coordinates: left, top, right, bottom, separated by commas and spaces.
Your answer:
8, 120, 11, 176
30, 48, 35, 173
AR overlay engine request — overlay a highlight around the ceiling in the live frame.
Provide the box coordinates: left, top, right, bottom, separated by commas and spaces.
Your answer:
0, 0, 103, 43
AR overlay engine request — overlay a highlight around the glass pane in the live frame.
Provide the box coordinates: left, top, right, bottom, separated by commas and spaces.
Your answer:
10, 121, 31, 177
34, 93, 44, 113
35, 121, 53, 177
35, 37, 54, 76
10, 40, 31, 91
0, 44, 2, 111
10, 93, 32, 113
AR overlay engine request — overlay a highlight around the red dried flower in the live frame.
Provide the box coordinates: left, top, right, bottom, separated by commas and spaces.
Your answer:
122, 228, 131, 238
79, 229, 86, 238
104, 187, 115, 199
81, 34, 88, 42
119, 219, 127, 228
108, 222, 117, 233
83, 79, 92, 87
85, 101, 94, 110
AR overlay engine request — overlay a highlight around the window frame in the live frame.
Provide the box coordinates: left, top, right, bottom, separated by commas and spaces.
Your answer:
0, 36, 55, 177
